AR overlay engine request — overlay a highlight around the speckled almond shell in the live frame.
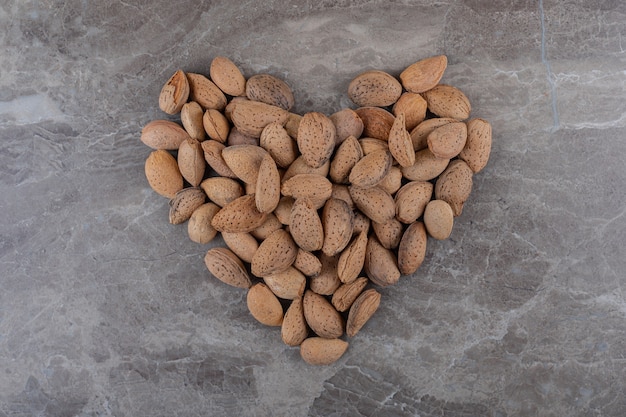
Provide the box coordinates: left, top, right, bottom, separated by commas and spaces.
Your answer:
144, 149, 184, 198
200, 140, 238, 178
221, 144, 267, 185
159, 69, 189, 115
263, 266, 306, 300
321, 198, 355, 257
303, 290, 344, 339
186, 72, 227, 111
141, 119, 191, 150
348, 70, 402, 108
348, 149, 392, 188
299, 337, 348, 366
423, 199, 455, 240
346, 288, 381, 337
250, 228, 297, 277
246, 73, 295, 111
329, 135, 363, 184
168, 187, 206, 225
349, 185, 395, 224
330, 108, 364, 145
246, 282, 283, 326
177, 138, 205, 187
399, 55, 448, 94
427, 121, 467, 159
401, 148, 450, 182
409, 117, 458, 151
282, 156, 331, 183
297, 112, 336, 169
281, 296, 308, 347
397, 221, 428, 275
376, 166, 403, 195
331, 276, 369, 312
289, 198, 324, 252
180, 102, 206, 141
260, 122, 298, 168
202, 108, 230, 143
293, 249, 322, 277
387, 112, 415, 168
281, 174, 333, 209
230, 99, 290, 138
355, 107, 395, 141
187, 202, 221, 244
394, 181, 434, 224
364, 235, 400, 287
371, 217, 404, 250
204, 247, 252, 289
209, 56, 246, 97
422, 84, 471, 120
210, 194, 268, 232
392, 92, 427, 131
221, 232, 259, 264
434, 159, 473, 217
255, 153, 281, 213
337, 230, 368, 284
459, 118, 492, 173
200, 177, 243, 208
309, 253, 341, 296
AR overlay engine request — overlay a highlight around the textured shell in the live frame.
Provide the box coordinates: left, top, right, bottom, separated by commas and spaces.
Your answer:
387, 113, 415, 168
348, 149, 392, 188
423, 199, 455, 240
263, 266, 307, 300
427, 121, 467, 159
202, 109, 230, 143
221, 144, 267, 185
209, 56, 246, 97
260, 122, 298, 168
230, 100, 290, 138
303, 290, 344, 339
144, 149, 184, 198
251, 229, 297, 277
422, 84, 471, 120
394, 181, 434, 224
168, 187, 206, 225
186, 72, 227, 111
211, 194, 267, 232
392, 92, 427, 131
399, 55, 447, 93
200, 177, 243, 207
181, 102, 206, 141
371, 217, 404, 250
247, 283, 283, 326
364, 236, 400, 287
349, 186, 395, 224
255, 153, 281, 213
159, 69, 189, 115
300, 337, 348, 366
434, 159, 473, 216
309, 253, 341, 296
221, 232, 259, 264
200, 140, 238, 178
187, 202, 221, 244
401, 148, 450, 182
348, 70, 402, 107
141, 120, 191, 150
346, 288, 381, 337
337, 230, 368, 284
397, 221, 427, 275
330, 108, 364, 145
204, 247, 252, 289
459, 118, 492, 173
177, 138, 205, 187
289, 198, 324, 252
409, 117, 457, 151
331, 276, 369, 312
355, 107, 395, 141
297, 112, 336, 169
246, 73, 295, 111
281, 297, 308, 347
321, 198, 355, 257
329, 135, 363, 184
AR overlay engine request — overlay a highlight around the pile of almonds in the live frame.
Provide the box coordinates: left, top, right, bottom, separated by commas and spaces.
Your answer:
141, 55, 492, 365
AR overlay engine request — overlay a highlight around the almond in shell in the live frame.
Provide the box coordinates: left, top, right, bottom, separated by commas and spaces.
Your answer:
211, 194, 267, 233
434, 159, 473, 216
159, 69, 189, 114
348, 149, 392, 189
297, 112, 336, 169
177, 138, 205, 187
221, 144, 267, 185
300, 337, 348, 366
427, 121, 467, 159
423, 199, 455, 240
181, 102, 206, 141
337, 230, 368, 284
289, 198, 324, 252
281, 174, 333, 209
330, 108, 364, 145
303, 290, 344, 339
230, 99, 290, 138
221, 232, 259, 264
392, 92, 427, 131
247, 282, 283, 326
397, 221, 427, 275
422, 84, 471, 120
201, 140, 238, 178
187, 202, 221, 244
251, 228, 297, 277
203, 108, 230, 143
387, 112, 415, 168
364, 235, 400, 287
321, 198, 355, 257
355, 107, 395, 141
309, 253, 341, 296
144, 149, 184, 198
458, 118, 492, 173
187, 72, 227, 110
200, 177, 243, 207
401, 148, 450, 182
371, 217, 404, 250
394, 181, 433, 224
209, 56, 246, 97
263, 266, 306, 300
410, 117, 457, 151
347, 69, 402, 107
346, 288, 381, 337
349, 186, 395, 224
281, 296, 308, 347
331, 276, 369, 312
246, 73, 295, 111
204, 247, 252, 289
260, 122, 298, 168
141, 120, 191, 150
293, 249, 322, 277
169, 187, 206, 225
255, 153, 281, 213
329, 135, 363, 184
399, 55, 447, 93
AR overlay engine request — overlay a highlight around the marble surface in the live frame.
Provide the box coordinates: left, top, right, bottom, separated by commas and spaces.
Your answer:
1, 1, 625, 416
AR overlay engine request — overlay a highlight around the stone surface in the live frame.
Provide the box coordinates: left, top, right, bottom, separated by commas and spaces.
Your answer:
1, 1, 625, 416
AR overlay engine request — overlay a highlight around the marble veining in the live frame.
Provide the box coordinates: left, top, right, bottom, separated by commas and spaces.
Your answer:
1, 0, 625, 416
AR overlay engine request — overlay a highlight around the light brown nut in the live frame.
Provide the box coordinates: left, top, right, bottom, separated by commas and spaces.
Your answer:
321, 198, 355, 257
376, 166, 402, 195
227, 126, 259, 147
144, 149, 184, 198
251, 229, 297, 277
397, 221, 427, 275
169, 187, 206, 225
329, 135, 363, 184
246, 73, 295, 111
263, 266, 307, 300
410, 117, 457, 151
348, 149, 392, 189
247, 282, 283, 326
422, 84, 471, 120
349, 186, 395, 224
159, 69, 189, 114
371, 217, 404, 250
392, 92, 427, 131
399, 55, 448, 93
177, 138, 205, 187
337, 230, 368, 284
255, 153, 281, 213
180, 102, 206, 141
364, 235, 400, 287
355, 107, 395, 141
352, 211, 371, 236
459, 118, 492, 173
200, 177, 243, 207
141, 120, 190, 150
284, 113, 302, 139
281, 296, 308, 347
303, 290, 344, 339
202, 109, 230, 143
330, 108, 364, 145
289, 198, 324, 252
187, 202, 221, 244
427, 121, 467, 159
222, 232, 259, 264
260, 122, 298, 168
186, 72, 227, 111
434, 159, 473, 216
223, 96, 248, 121
347, 70, 402, 107
359, 137, 389, 156
281, 174, 333, 209
346, 288, 381, 337
274, 196, 295, 225
230, 99, 290, 138
401, 148, 450, 182
293, 249, 322, 277
330, 184, 354, 210
387, 113, 415, 168
282, 156, 330, 183
250, 213, 283, 241
221, 144, 267, 185
424, 199, 455, 240
331, 276, 369, 312
309, 253, 342, 296
394, 181, 433, 224
201, 140, 238, 178
300, 337, 348, 366
297, 112, 336, 169
209, 56, 246, 97
204, 247, 252, 289
211, 194, 267, 232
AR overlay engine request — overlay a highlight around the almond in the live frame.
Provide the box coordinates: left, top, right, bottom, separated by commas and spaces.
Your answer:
177, 138, 205, 187
423, 199, 455, 240
221, 232, 259, 264
281, 296, 308, 347
337, 230, 368, 284
422, 84, 471, 120
260, 122, 298, 168
199, 140, 236, 178
352, 211, 371, 237
282, 156, 330, 183
297, 112, 336, 169
346, 288, 381, 337
284, 112, 302, 139
180, 102, 206, 141
187, 202, 221, 244
401, 148, 450, 181
349, 185, 395, 224
364, 235, 400, 287
204, 247, 252, 289
293, 249, 322, 277
300, 337, 348, 365
247, 282, 283, 326
159, 69, 189, 114
263, 266, 307, 300
202, 108, 230, 143
329, 135, 363, 184
355, 107, 395, 141
347, 70, 402, 107
459, 118, 492, 173
209, 56, 246, 97
281, 174, 333, 209
330, 108, 364, 145
434, 159, 473, 216
200, 177, 243, 207
187, 72, 227, 111
309, 253, 341, 296
250, 212, 283, 241
144, 149, 184, 198
169, 187, 206, 225
427, 121, 467, 159
348, 149, 392, 188
321, 198, 355, 257
371, 217, 404, 250
221, 144, 267, 185
227, 126, 259, 147
397, 221, 427, 275
230, 99, 290, 138
392, 92, 427, 131
387, 112, 415, 168
331, 276, 369, 312
289, 198, 324, 252
330, 184, 355, 210
409, 117, 457, 151
399, 55, 447, 93
211, 194, 267, 232
141, 120, 190, 150
303, 290, 344, 339
274, 196, 295, 225
251, 229, 297, 277
376, 165, 403, 195
246, 73, 295, 111
255, 153, 281, 213
394, 181, 433, 224
359, 137, 389, 156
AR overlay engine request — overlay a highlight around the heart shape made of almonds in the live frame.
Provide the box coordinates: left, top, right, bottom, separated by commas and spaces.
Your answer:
140, 55, 493, 366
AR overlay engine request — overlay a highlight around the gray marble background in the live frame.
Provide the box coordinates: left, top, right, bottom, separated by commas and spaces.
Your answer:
1, 0, 625, 416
